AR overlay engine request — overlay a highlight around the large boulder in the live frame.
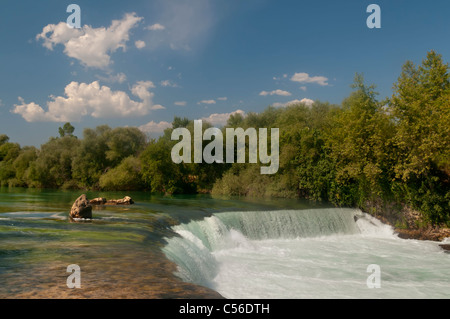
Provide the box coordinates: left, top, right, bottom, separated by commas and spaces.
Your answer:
70, 194, 93, 219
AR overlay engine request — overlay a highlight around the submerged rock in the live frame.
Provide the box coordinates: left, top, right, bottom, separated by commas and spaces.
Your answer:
70, 194, 93, 219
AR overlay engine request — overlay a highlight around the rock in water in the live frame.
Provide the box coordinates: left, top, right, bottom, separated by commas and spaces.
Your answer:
70, 194, 93, 219
89, 197, 107, 205
106, 196, 134, 205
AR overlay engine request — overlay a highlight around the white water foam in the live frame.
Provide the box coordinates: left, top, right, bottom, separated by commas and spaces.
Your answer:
163, 209, 450, 299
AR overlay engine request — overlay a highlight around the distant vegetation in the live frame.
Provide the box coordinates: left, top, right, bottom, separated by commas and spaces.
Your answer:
0, 51, 449, 225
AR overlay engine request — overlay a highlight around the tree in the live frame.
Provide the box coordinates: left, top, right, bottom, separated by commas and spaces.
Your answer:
389, 51, 450, 223
0, 134, 9, 145
105, 127, 147, 166
12, 146, 38, 186
99, 156, 144, 191
140, 139, 191, 194
28, 136, 80, 188
71, 126, 111, 188
318, 74, 393, 206
59, 122, 75, 138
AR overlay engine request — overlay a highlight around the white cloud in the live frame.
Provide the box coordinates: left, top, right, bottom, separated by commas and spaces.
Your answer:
12, 81, 163, 123
217, 97, 228, 101
36, 13, 143, 69
291, 73, 329, 86
198, 100, 216, 105
135, 40, 146, 49
201, 109, 246, 127
300, 86, 307, 91
12, 98, 54, 122
272, 98, 315, 108
160, 80, 178, 87
139, 121, 172, 134
259, 89, 292, 97
174, 101, 187, 106
146, 23, 166, 31
95, 72, 127, 84
273, 74, 288, 81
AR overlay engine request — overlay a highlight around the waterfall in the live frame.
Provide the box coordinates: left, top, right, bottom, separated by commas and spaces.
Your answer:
162, 208, 370, 286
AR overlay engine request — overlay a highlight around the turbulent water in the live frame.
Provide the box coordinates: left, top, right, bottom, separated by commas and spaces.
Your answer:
163, 209, 450, 299
0, 188, 448, 299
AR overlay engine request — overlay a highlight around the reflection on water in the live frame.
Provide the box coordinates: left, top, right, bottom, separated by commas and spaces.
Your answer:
0, 187, 329, 299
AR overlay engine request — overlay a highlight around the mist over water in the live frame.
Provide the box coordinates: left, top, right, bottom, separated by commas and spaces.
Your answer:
163, 209, 450, 299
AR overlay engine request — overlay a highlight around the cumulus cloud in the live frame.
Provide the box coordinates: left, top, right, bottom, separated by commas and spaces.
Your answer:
291, 73, 329, 86
12, 81, 164, 123
272, 98, 315, 108
201, 109, 245, 127
146, 23, 166, 31
198, 100, 216, 105
259, 89, 292, 97
135, 40, 146, 49
139, 120, 172, 134
174, 101, 187, 106
217, 97, 228, 101
36, 13, 143, 69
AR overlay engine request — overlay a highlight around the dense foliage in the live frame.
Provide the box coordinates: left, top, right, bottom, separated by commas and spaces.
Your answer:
1, 51, 449, 224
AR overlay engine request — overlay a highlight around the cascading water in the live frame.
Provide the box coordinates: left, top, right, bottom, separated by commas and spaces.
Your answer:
162, 208, 450, 299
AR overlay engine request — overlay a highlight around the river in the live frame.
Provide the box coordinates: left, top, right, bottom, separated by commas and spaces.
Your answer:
0, 188, 448, 299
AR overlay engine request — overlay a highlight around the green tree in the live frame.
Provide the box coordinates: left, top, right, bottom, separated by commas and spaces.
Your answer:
58, 122, 75, 137
28, 136, 80, 188
0, 134, 9, 146
326, 74, 393, 206
105, 127, 147, 166
389, 51, 450, 223
99, 156, 144, 191
140, 138, 191, 194
12, 146, 38, 186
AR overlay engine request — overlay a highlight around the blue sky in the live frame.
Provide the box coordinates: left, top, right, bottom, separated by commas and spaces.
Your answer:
1, 0, 449, 147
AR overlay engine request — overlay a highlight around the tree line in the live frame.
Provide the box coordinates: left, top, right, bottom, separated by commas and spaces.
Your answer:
0, 51, 449, 225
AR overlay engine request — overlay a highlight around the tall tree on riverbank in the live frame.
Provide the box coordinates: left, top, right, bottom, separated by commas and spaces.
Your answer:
326, 74, 394, 206
389, 51, 450, 223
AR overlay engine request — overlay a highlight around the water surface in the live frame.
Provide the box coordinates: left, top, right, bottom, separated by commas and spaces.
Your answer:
0, 187, 448, 299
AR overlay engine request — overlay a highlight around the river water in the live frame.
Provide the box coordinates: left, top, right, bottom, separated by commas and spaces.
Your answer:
0, 188, 448, 299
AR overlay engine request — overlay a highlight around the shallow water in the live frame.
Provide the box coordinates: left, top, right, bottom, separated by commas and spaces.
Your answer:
0, 187, 448, 299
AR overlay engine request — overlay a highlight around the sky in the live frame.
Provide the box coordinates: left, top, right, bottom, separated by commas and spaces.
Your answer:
1, 0, 450, 147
